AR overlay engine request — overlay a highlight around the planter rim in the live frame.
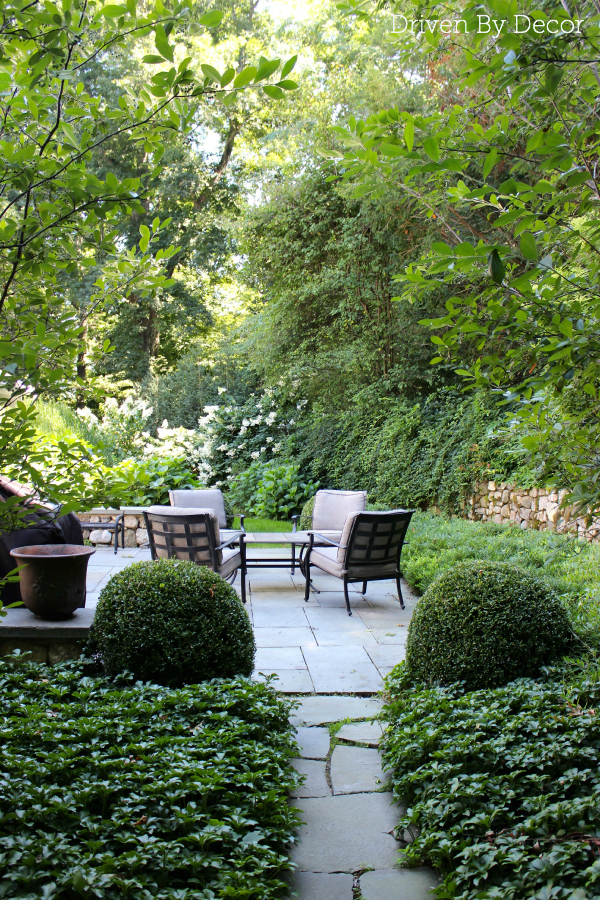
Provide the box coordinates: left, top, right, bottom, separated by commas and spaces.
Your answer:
10, 544, 96, 560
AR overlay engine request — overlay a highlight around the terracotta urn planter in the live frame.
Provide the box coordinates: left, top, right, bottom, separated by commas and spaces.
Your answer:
9, 544, 96, 620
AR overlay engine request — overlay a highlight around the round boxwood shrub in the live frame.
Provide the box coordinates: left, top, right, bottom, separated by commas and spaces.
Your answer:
405, 560, 572, 690
89, 560, 255, 686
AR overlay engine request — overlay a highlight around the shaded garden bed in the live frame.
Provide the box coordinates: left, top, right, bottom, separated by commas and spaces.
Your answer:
381, 662, 600, 899
0, 658, 300, 899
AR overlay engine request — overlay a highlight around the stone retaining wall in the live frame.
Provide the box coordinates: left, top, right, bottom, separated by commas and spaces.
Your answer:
77, 508, 148, 548
447, 481, 600, 541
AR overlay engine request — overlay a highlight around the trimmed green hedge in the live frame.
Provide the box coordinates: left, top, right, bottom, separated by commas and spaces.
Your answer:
0, 658, 300, 899
401, 512, 600, 648
90, 560, 255, 687
382, 661, 600, 899
406, 560, 572, 689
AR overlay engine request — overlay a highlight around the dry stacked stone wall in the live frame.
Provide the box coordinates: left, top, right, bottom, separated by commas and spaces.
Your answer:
78, 511, 148, 547
446, 481, 600, 541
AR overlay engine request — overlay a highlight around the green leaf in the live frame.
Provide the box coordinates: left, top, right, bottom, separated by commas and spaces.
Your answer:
254, 59, 281, 82
263, 85, 285, 100
220, 67, 235, 87
487, 249, 505, 284
545, 63, 563, 94
483, 147, 497, 179
281, 55, 298, 78
154, 25, 174, 62
201, 64, 221, 84
404, 120, 414, 151
276, 79, 298, 90
423, 138, 440, 162
233, 67, 257, 89
142, 55, 166, 64
101, 4, 127, 17
199, 10, 224, 27
379, 143, 403, 157
520, 232, 538, 261
139, 224, 150, 253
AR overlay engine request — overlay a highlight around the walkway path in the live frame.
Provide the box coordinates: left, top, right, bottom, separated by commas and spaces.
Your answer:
85, 548, 438, 898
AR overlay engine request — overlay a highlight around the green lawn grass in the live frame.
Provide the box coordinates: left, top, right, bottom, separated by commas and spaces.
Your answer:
232, 517, 291, 548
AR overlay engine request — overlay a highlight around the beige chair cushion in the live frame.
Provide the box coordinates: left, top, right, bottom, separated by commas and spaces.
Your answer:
169, 489, 228, 529
310, 547, 343, 577
146, 506, 221, 564
312, 490, 367, 532
218, 547, 242, 579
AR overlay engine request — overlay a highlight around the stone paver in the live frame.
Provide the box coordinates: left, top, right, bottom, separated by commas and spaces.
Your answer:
254, 669, 314, 692
336, 720, 383, 746
330, 745, 389, 794
364, 645, 405, 668
301, 645, 381, 693
291, 696, 383, 726
304, 607, 373, 630
252, 606, 309, 627
254, 647, 306, 670
291, 759, 330, 797
253, 627, 315, 647
368, 629, 408, 645
360, 867, 439, 899
295, 726, 330, 759
292, 794, 400, 872
289, 871, 353, 899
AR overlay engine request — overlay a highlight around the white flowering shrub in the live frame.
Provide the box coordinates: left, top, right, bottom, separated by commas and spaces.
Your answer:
199, 390, 296, 487
77, 397, 153, 464
143, 422, 210, 480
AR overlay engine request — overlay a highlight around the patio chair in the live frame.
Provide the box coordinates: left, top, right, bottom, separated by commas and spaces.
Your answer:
169, 489, 245, 540
143, 506, 246, 603
291, 489, 367, 576
303, 509, 413, 616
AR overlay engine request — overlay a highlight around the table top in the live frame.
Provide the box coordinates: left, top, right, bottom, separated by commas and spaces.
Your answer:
242, 531, 342, 544
243, 532, 302, 544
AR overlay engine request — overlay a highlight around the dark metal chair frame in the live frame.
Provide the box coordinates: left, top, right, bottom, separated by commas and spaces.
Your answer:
104, 514, 125, 554
303, 510, 414, 616
143, 510, 247, 604
76, 513, 125, 554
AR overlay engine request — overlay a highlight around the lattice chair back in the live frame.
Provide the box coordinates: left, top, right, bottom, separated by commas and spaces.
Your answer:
144, 507, 221, 568
339, 510, 413, 576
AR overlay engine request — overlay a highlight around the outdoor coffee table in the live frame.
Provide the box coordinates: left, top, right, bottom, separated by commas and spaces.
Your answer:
241, 531, 341, 575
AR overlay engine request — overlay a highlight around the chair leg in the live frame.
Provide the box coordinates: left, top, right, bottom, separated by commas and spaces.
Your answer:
361, 580, 367, 595
304, 564, 311, 603
343, 577, 352, 616
113, 527, 118, 555
291, 542, 295, 575
240, 541, 247, 605
396, 575, 405, 610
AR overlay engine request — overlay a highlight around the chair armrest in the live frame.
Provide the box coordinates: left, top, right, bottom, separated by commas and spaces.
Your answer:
291, 514, 298, 534
311, 531, 347, 549
227, 512, 246, 532
216, 531, 244, 551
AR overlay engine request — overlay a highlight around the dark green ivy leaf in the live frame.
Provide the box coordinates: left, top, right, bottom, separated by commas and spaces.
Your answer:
488, 249, 505, 284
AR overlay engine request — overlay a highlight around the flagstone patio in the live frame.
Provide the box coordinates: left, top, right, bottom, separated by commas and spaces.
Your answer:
85, 546, 415, 694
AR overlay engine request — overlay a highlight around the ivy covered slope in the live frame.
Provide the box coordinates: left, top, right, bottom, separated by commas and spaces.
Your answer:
382, 663, 600, 899
0, 659, 300, 900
